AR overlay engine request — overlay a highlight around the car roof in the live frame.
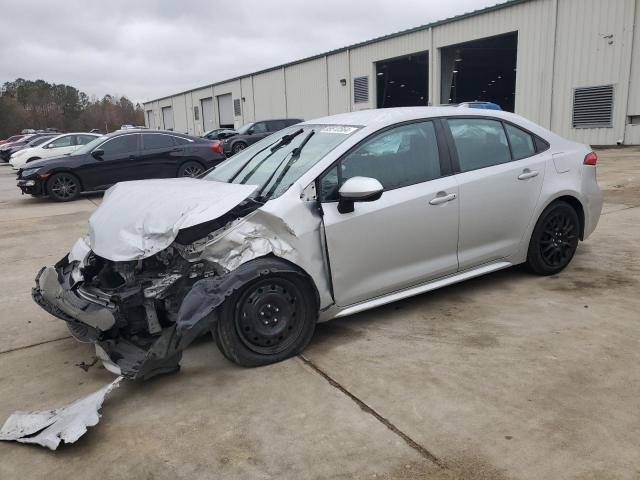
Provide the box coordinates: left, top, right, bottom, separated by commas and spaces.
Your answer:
304, 107, 524, 128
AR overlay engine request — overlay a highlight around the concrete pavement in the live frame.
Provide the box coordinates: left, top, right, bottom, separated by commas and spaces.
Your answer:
0, 149, 639, 479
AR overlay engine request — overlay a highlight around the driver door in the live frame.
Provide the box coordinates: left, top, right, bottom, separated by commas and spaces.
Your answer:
320, 120, 459, 306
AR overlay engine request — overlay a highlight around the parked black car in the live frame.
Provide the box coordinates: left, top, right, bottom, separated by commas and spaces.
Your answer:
17, 130, 225, 202
221, 119, 303, 156
0, 133, 57, 161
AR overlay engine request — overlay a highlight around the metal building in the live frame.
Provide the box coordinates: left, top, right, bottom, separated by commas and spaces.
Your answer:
143, 0, 640, 145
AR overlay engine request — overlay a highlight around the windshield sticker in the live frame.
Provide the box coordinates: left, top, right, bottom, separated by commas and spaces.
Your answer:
320, 126, 358, 135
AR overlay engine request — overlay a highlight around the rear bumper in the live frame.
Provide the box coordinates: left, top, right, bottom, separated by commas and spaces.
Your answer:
582, 166, 604, 239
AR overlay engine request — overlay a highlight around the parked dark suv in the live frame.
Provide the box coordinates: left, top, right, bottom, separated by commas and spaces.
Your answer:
221, 119, 303, 156
17, 130, 225, 201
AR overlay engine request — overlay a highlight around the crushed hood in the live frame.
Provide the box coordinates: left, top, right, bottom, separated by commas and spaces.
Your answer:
88, 178, 258, 261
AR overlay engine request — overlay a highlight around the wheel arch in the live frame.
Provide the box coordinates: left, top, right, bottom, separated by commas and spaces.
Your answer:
258, 254, 321, 312
45, 169, 85, 192
538, 193, 586, 240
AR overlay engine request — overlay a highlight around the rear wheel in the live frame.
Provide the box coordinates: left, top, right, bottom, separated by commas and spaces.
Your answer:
215, 265, 317, 367
231, 142, 247, 155
526, 201, 580, 275
47, 172, 81, 202
178, 161, 204, 178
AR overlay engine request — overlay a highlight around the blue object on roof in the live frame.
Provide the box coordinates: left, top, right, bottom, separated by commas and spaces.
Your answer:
458, 101, 502, 111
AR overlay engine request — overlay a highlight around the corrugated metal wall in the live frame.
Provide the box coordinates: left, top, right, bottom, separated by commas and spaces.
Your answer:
144, 0, 639, 145
253, 69, 287, 120
284, 58, 328, 120
551, 0, 636, 144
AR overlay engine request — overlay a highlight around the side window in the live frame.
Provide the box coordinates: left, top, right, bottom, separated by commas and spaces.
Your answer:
504, 123, 536, 160
101, 135, 138, 155
269, 120, 287, 131
143, 133, 175, 150
49, 136, 74, 148
172, 136, 191, 145
320, 121, 441, 201
76, 135, 96, 145
252, 122, 268, 134
447, 118, 511, 172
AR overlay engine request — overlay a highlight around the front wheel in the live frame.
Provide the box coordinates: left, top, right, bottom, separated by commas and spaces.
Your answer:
526, 201, 580, 275
47, 172, 81, 202
215, 263, 317, 367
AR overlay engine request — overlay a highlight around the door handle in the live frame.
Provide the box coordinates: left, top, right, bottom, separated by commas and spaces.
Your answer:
518, 168, 539, 180
429, 192, 457, 205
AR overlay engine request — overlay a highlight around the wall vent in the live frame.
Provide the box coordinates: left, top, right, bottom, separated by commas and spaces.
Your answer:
572, 85, 614, 128
233, 99, 241, 117
354, 76, 369, 103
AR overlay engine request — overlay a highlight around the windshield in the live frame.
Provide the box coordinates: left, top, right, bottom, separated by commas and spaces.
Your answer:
205, 124, 360, 200
236, 123, 254, 135
74, 135, 108, 155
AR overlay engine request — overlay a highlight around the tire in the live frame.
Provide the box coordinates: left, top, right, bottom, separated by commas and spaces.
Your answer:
215, 261, 317, 367
47, 172, 81, 202
231, 142, 247, 155
178, 161, 204, 178
525, 201, 580, 275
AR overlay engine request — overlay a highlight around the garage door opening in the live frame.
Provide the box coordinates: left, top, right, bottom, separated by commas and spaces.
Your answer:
440, 32, 518, 112
376, 52, 428, 108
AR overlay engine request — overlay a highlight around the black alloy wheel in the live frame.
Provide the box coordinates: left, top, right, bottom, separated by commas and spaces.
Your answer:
178, 161, 204, 178
232, 142, 246, 155
47, 172, 80, 202
526, 201, 579, 275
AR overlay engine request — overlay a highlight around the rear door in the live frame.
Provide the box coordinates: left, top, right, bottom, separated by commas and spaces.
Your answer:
321, 120, 459, 306
82, 134, 141, 189
71, 134, 98, 153
445, 117, 547, 269
137, 133, 181, 179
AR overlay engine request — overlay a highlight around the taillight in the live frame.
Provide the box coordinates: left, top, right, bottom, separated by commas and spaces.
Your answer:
211, 141, 222, 154
584, 151, 598, 166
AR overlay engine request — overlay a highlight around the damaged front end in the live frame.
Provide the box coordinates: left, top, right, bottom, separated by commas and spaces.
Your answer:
33, 241, 224, 380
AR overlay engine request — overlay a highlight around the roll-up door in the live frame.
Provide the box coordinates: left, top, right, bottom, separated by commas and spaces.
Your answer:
201, 97, 214, 132
217, 93, 234, 128
161, 106, 174, 131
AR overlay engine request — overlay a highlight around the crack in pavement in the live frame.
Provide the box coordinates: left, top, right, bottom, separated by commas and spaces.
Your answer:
0, 335, 71, 356
299, 354, 447, 469
601, 203, 640, 216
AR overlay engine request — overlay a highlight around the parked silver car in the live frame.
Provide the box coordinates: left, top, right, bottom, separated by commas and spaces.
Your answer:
32, 107, 603, 379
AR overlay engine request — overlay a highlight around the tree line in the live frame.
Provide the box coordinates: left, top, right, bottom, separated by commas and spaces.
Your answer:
0, 79, 145, 138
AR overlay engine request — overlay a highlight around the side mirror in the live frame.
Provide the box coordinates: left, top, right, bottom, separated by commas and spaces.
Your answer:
91, 149, 104, 160
337, 176, 384, 214
247, 128, 254, 135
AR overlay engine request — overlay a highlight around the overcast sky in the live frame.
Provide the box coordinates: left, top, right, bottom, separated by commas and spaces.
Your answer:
1, 0, 500, 104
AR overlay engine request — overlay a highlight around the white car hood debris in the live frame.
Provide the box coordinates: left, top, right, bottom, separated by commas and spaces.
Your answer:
88, 178, 258, 261
0, 376, 123, 450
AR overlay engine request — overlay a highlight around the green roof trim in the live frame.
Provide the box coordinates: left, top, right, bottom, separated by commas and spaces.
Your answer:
145, 0, 532, 104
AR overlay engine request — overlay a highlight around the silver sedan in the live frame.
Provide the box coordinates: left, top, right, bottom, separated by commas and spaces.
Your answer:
33, 107, 603, 379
